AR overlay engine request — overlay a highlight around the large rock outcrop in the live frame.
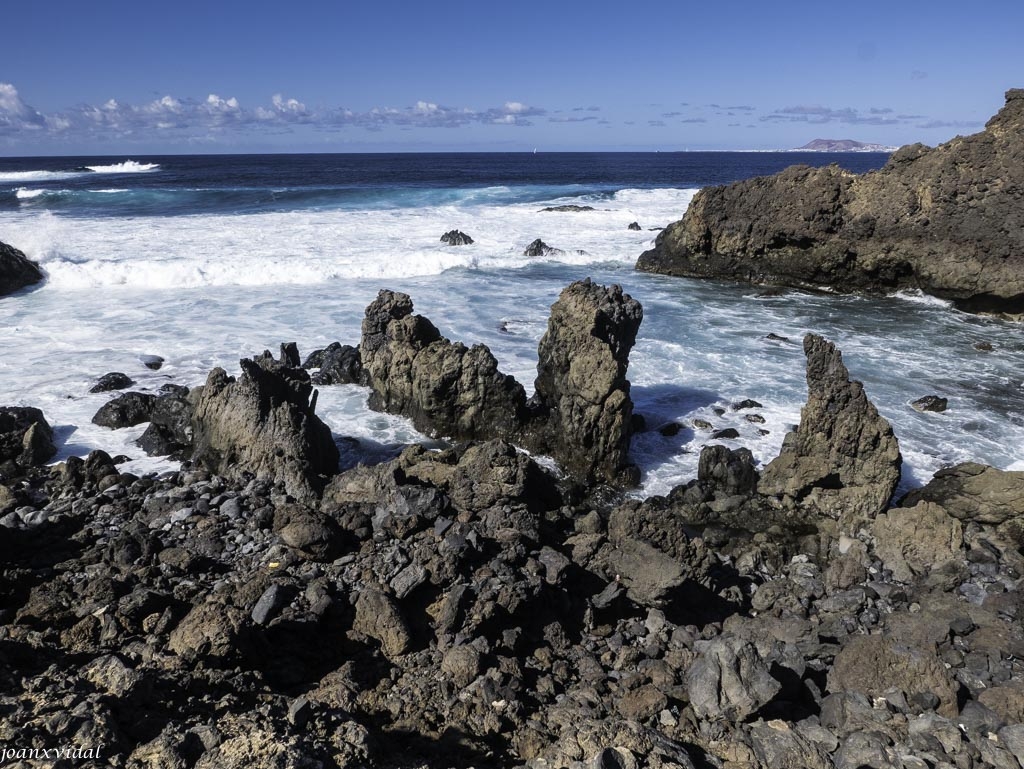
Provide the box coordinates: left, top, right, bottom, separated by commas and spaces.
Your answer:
359, 281, 642, 486
758, 335, 901, 523
525, 279, 643, 485
638, 89, 1024, 315
190, 353, 339, 501
360, 290, 528, 441
0, 240, 44, 297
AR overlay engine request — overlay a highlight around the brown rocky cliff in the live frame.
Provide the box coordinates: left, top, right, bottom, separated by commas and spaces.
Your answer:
638, 89, 1024, 315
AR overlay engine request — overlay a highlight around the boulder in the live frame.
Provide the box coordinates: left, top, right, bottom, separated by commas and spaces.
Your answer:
592, 537, 687, 607
697, 444, 759, 497
901, 462, 1024, 525
308, 343, 364, 386
353, 587, 411, 659
627, 221, 642, 231
0, 406, 56, 470
758, 334, 901, 523
540, 205, 595, 212
638, 89, 1024, 316
190, 354, 339, 502
827, 635, 958, 718
92, 392, 156, 429
872, 502, 964, 584
911, 395, 948, 413
686, 635, 782, 720
89, 372, 135, 393
136, 386, 194, 457
0, 240, 44, 296
440, 229, 474, 245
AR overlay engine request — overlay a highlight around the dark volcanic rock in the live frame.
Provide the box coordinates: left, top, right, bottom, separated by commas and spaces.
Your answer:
136, 387, 194, 457
0, 240, 44, 296
525, 279, 643, 485
627, 221, 642, 231
911, 394, 948, 412
309, 343, 365, 386
540, 204, 595, 212
89, 372, 135, 393
758, 334, 901, 525
359, 282, 643, 486
190, 354, 339, 501
638, 89, 1024, 315
828, 635, 959, 718
0, 406, 56, 470
523, 238, 565, 257
360, 289, 528, 441
902, 462, 1024, 525
140, 354, 165, 370
92, 392, 156, 429
440, 229, 474, 245
686, 635, 782, 720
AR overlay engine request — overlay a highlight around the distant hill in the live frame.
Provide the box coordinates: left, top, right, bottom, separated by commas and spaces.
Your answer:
796, 138, 896, 152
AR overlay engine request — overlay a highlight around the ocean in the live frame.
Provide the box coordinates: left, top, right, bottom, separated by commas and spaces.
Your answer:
1, 152, 1021, 496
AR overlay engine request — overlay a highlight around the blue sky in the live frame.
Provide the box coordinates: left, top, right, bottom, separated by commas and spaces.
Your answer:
2, 0, 1021, 154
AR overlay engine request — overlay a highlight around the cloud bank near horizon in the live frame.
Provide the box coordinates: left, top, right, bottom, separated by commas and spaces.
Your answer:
0, 82, 985, 150
0, 83, 546, 146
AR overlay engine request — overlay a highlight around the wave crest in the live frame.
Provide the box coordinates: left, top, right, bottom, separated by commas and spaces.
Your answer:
84, 160, 160, 174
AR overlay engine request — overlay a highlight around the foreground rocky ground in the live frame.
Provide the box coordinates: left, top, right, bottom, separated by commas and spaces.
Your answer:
2, 282, 1024, 769
637, 88, 1024, 316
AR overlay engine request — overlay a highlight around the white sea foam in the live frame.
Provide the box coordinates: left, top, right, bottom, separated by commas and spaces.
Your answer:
2, 187, 688, 290
893, 289, 955, 308
1, 184, 1022, 497
84, 160, 160, 174
14, 188, 46, 199
0, 170, 84, 183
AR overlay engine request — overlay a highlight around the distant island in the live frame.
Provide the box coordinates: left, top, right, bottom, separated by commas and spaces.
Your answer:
794, 138, 897, 152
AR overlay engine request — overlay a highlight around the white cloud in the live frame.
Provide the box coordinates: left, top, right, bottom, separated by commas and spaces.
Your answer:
0, 83, 547, 146
0, 82, 47, 133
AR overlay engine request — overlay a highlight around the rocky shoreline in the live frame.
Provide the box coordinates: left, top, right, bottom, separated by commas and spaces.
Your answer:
637, 89, 1024, 317
2, 283, 1023, 768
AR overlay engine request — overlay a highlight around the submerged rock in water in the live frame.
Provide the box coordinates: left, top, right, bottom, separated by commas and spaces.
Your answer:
139, 354, 165, 371
89, 372, 135, 393
309, 343, 365, 386
638, 89, 1024, 316
758, 334, 901, 525
92, 392, 156, 429
911, 394, 948, 412
523, 238, 565, 257
0, 240, 44, 297
440, 229, 474, 245
539, 204, 595, 212
627, 221, 642, 231
190, 353, 339, 501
